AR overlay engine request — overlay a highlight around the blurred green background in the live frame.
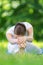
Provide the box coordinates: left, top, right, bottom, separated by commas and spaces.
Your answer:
0, 0, 43, 65
0, 0, 43, 41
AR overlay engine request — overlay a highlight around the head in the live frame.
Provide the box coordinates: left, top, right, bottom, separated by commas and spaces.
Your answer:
14, 23, 26, 36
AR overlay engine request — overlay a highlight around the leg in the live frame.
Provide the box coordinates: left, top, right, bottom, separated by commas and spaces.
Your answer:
25, 42, 42, 54
7, 43, 19, 54
41, 48, 43, 53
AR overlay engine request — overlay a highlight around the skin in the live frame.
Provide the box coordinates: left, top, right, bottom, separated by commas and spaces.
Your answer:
6, 27, 33, 48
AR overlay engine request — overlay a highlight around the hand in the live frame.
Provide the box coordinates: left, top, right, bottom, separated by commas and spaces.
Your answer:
17, 36, 26, 48
18, 36, 26, 44
20, 43, 26, 48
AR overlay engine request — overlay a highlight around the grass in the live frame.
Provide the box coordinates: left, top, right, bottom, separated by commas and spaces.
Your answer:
0, 40, 43, 65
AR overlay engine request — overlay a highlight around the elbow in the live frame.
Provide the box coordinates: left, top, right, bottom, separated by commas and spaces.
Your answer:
30, 36, 33, 41
6, 32, 10, 41
31, 37, 34, 41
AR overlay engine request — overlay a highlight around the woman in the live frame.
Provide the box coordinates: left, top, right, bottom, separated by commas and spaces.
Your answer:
6, 22, 42, 54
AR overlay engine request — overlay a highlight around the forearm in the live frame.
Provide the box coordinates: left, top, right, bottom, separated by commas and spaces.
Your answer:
26, 26, 33, 42
26, 36, 33, 42
8, 38, 18, 44
6, 33, 18, 44
6, 35, 18, 44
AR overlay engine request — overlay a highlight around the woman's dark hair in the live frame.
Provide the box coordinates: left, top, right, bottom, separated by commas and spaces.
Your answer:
14, 23, 26, 35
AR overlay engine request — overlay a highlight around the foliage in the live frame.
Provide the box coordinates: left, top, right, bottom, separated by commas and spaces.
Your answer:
0, 0, 43, 41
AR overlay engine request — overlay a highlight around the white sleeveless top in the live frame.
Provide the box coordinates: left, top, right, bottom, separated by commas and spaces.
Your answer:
6, 22, 32, 36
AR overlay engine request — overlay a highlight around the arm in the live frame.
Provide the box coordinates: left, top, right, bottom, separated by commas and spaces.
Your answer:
26, 26, 33, 42
17, 26, 33, 43
6, 33, 18, 44
6, 33, 26, 48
